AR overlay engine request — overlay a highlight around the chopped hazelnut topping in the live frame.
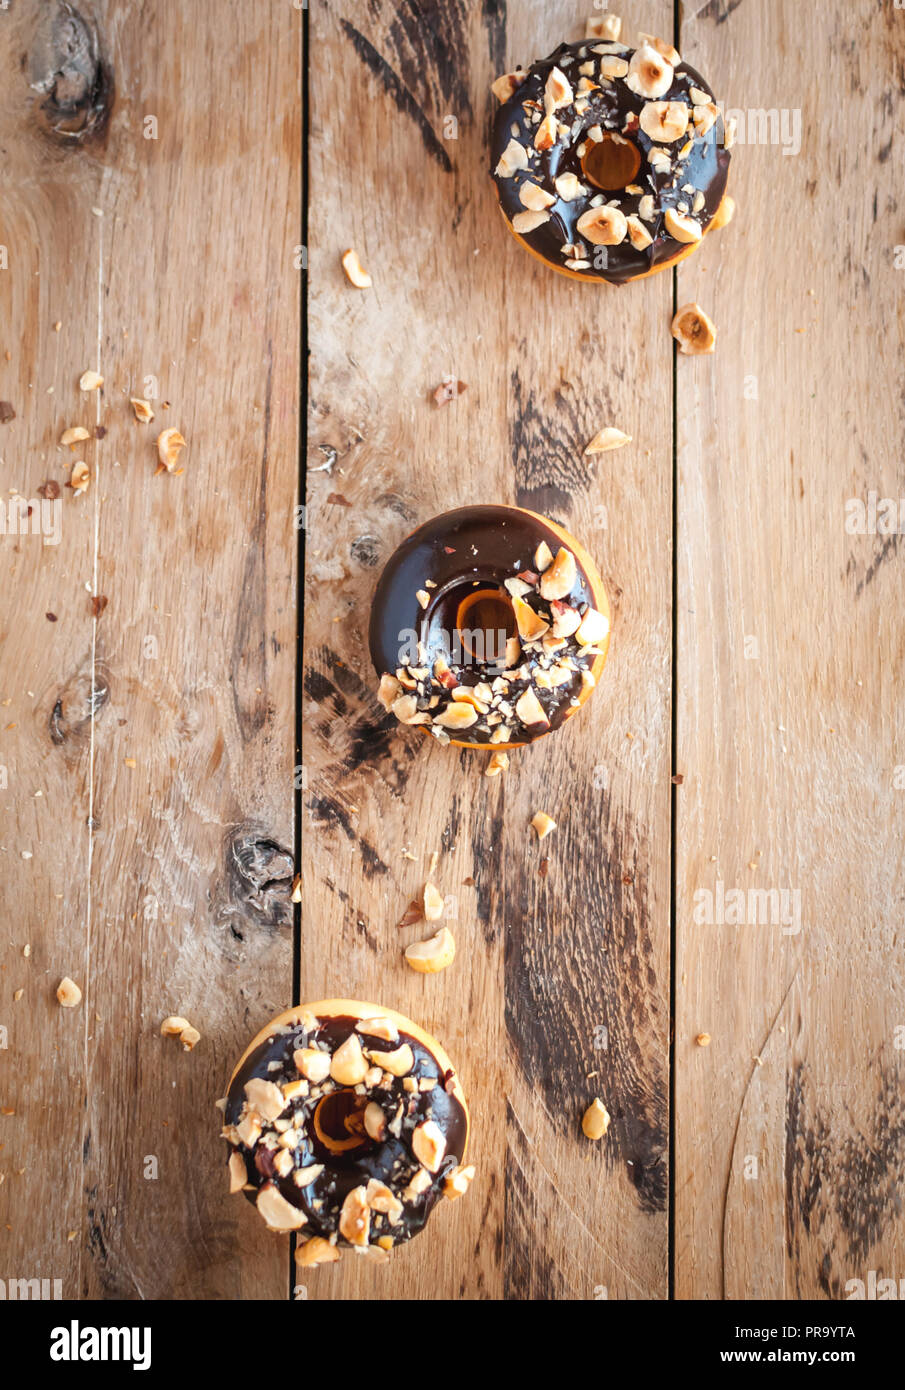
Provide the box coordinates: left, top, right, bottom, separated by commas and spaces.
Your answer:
364, 1102, 387, 1141
491, 70, 526, 102
495, 138, 529, 178
293, 1164, 324, 1188
512, 594, 550, 641
530, 810, 557, 840
626, 43, 673, 99
626, 215, 654, 251
228, 1151, 247, 1194
341, 248, 371, 288
56, 976, 82, 1008
244, 1077, 287, 1123
512, 209, 551, 234
485, 750, 509, 777
256, 1182, 306, 1231
519, 182, 556, 212
365, 1179, 403, 1222
368, 1043, 415, 1076
671, 302, 717, 355
339, 1186, 371, 1245
356, 1016, 399, 1044
443, 1164, 476, 1200
586, 13, 621, 41
599, 55, 629, 79
412, 1119, 447, 1173
710, 195, 735, 231
554, 172, 584, 201
576, 205, 627, 245
404, 926, 456, 975
295, 1236, 340, 1267
664, 208, 702, 244
434, 702, 478, 731
330, 1033, 369, 1087
236, 1113, 262, 1148
294, 1046, 331, 1084
692, 102, 719, 137
515, 688, 550, 729
402, 1167, 432, 1202
538, 547, 577, 600
377, 673, 402, 711
639, 101, 689, 143
534, 540, 553, 571
423, 880, 444, 921
581, 1098, 611, 1141
534, 112, 558, 152
544, 66, 573, 113
576, 606, 610, 646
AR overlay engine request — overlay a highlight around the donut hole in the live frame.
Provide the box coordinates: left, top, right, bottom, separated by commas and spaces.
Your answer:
581, 134, 641, 192
455, 587, 515, 665
313, 1091, 372, 1155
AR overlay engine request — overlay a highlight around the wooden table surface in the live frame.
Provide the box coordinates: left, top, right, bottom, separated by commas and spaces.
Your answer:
1, 0, 902, 1301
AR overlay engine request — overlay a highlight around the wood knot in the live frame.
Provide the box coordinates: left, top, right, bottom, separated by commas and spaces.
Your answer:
29, 3, 113, 143
223, 828, 295, 931
50, 662, 110, 744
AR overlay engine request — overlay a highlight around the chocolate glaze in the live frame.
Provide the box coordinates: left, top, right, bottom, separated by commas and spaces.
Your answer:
225, 1014, 468, 1248
369, 505, 605, 745
491, 39, 730, 285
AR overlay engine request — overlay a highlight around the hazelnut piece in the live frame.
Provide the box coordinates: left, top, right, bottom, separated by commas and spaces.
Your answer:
671, 302, 717, 355
404, 926, 456, 974
341, 248, 371, 288
330, 1033, 369, 1087
412, 1119, 447, 1173
538, 547, 577, 600
576, 205, 627, 246
639, 101, 689, 143
581, 1098, 611, 1140
256, 1182, 306, 1231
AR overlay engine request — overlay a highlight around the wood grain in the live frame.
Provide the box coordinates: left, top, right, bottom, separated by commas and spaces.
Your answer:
0, 0, 301, 1299
304, 0, 672, 1299
673, 0, 905, 1299
4, 0, 904, 1305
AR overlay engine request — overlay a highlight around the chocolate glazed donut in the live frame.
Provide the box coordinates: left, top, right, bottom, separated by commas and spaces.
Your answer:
490, 29, 733, 285
370, 505, 611, 749
222, 1001, 472, 1267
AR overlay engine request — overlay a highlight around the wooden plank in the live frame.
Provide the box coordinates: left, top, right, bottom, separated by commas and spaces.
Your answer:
0, 0, 300, 1299
674, 0, 905, 1298
305, 0, 673, 1299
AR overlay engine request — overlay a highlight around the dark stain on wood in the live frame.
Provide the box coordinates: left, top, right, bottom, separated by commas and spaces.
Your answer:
504, 1099, 568, 1298
386, 0, 474, 120
785, 1055, 905, 1295
481, 0, 508, 76
698, 0, 745, 23
29, 2, 113, 144
504, 802, 667, 1214
340, 20, 454, 173
510, 367, 591, 510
